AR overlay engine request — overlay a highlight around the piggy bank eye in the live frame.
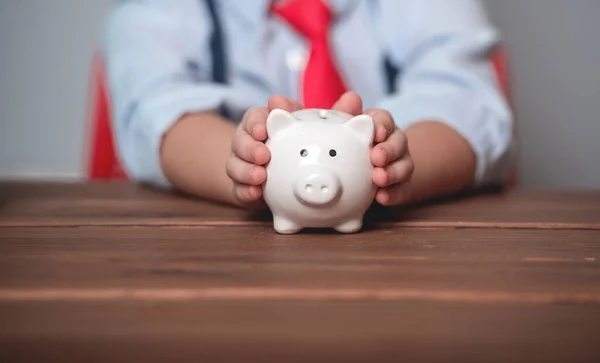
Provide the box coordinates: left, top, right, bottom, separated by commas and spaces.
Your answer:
329, 149, 337, 157
300, 149, 308, 157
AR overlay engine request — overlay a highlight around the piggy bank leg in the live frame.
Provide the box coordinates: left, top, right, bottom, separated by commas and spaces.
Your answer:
273, 216, 302, 234
334, 219, 363, 233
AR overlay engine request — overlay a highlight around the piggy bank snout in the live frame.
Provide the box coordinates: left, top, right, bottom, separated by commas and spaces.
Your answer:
293, 170, 341, 207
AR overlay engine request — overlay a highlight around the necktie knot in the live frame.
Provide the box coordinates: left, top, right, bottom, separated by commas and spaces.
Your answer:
271, 0, 332, 40
271, 0, 347, 108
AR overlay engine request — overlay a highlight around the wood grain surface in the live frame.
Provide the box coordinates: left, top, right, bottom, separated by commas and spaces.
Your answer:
2, 301, 599, 363
1, 182, 599, 362
1, 182, 599, 229
1, 227, 599, 296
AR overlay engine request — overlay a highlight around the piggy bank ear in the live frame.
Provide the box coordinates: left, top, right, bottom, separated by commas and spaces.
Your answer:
345, 114, 375, 145
266, 109, 297, 138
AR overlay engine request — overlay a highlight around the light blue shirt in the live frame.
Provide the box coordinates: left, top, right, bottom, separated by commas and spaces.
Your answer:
103, 0, 515, 188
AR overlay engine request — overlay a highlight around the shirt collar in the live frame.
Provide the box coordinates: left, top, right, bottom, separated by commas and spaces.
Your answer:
264, 0, 360, 20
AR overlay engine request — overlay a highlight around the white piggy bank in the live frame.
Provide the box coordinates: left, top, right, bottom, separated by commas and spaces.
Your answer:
262, 108, 377, 234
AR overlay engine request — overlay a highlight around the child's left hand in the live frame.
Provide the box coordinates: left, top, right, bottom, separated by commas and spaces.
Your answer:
366, 108, 414, 206
333, 92, 414, 206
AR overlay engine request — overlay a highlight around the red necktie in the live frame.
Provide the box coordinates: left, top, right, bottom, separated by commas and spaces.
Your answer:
271, 0, 347, 108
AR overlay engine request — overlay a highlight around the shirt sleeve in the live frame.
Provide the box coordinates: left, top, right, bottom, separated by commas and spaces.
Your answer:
374, 0, 516, 186
102, 0, 231, 188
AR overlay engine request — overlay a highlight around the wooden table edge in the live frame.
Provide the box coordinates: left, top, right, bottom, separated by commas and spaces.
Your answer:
0, 287, 599, 305
1, 220, 599, 230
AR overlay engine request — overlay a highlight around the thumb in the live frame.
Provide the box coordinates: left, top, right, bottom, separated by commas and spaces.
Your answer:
332, 91, 363, 115
268, 95, 304, 112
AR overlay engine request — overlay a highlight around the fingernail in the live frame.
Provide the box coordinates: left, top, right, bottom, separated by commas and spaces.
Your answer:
377, 190, 390, 205
251, 147, 259, 163
254, 146, 269, 165
374, 167, 388, 186
381, 169, 389, 186
250, 166, 259, 185
377, 126, 386, 141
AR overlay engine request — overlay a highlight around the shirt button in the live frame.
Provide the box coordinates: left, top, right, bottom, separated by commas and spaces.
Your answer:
286, 48, 307, 71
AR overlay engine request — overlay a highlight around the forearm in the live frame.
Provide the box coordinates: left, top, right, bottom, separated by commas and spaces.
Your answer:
403, 120, 476, 204
375, 1, 512, 203
159, 112, 238, 206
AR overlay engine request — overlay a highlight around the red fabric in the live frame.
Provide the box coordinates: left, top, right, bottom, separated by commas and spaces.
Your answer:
87, 52, 126, 180
271, 0, 347, 108
489, 45, 518, 188
490, 45, 512, 108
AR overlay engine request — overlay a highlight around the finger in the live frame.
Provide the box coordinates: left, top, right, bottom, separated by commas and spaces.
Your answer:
332, 91, 363, 115
372, 155, 414, 187
241, 106, 269, 141
376, 180, 412, 206
232, 131, 271, 165
226, 155, 267, 186
370, 129, 408, 167
234, 184, 264, 205
268, 94, 304, 112
364, 109, 395, 143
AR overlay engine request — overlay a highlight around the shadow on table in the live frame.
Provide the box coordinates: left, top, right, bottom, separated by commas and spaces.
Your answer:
242, 184, 507, 231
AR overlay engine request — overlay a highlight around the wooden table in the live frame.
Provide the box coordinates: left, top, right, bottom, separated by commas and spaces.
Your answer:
1, 182, 599, 362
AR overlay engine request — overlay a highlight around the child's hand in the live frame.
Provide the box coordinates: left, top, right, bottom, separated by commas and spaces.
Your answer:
331, 92, 414, 206
367, 108, 414, 206
226, 95, 303, 206
227, 91, 413, 208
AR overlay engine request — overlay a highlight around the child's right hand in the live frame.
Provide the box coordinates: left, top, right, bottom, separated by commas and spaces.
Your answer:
226, 95, 303, 206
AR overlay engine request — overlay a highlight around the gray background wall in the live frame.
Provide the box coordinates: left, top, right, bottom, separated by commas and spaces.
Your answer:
484, 0, 600, 189
0, 0, 113, 180
0, 0, 598, 189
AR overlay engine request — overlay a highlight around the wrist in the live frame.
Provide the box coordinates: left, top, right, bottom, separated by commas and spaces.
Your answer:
403, 120, 476, 203
158, 111, 240, 206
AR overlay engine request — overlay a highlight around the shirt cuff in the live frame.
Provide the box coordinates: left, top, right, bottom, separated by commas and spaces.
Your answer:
121, 83, 232, 189
378, 91, 513, 186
